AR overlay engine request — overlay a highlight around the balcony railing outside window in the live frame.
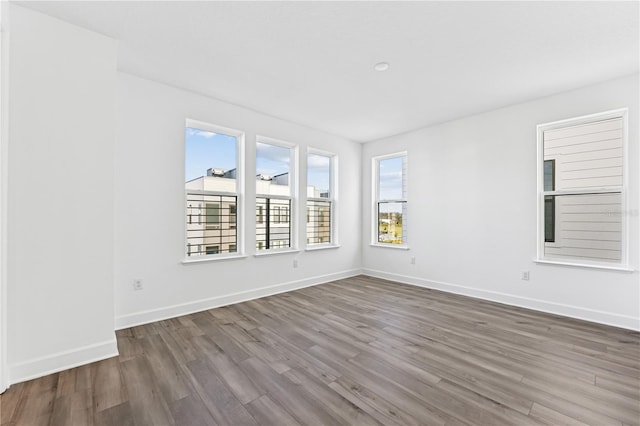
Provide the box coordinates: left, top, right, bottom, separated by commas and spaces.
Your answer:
256, 197, 291, 249
186, 192, 237, 256
306, 200, 331, 244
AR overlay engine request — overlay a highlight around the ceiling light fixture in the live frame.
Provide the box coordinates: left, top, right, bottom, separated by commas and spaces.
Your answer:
374, 62, 390, 72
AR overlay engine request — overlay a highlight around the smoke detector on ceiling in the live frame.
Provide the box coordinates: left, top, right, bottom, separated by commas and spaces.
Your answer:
374, 62, 390, 71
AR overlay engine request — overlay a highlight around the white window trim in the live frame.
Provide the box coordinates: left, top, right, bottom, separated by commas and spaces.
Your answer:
372, 151, 408, 249
255, 135, 298, 252
306, 148, 338, 248
254, 248, 300, 257
533, 258, 634, 272
305, 244, 341, 252
184, 119, 245, 262
182, 254, 249, 264
536, 108, 630, 270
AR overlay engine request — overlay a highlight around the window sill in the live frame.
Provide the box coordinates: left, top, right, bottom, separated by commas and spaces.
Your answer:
254, 249, 300, 257
370, 243, 410, 250
305, 244, 341, 252
182, 254, 248, 264
534, 258, 634, 272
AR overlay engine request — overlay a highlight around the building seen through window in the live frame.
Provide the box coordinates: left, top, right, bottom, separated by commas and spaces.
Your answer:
539, 111, 626, 266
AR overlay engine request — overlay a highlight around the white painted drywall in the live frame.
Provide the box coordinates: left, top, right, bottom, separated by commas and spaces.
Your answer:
0, 3, 7, 394
6, 5, 118, 382
362, 74, 640, 330
114, 73, 362, 328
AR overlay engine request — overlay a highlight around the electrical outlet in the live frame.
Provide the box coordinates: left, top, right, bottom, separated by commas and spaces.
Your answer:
410, 256, 416, 265
133, 279, 144, 290
293, 259, 298, 268
521, 271, 530, 281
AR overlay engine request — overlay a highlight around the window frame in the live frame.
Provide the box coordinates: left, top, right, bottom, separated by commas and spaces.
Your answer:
536, 109, 630, 271
372, 152, 408, 249
183, 119, 245, 262
306, 148, 338, 248
255, 136, 298, 253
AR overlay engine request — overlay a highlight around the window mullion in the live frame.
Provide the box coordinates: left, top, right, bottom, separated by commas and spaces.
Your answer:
542, 188, 623, 197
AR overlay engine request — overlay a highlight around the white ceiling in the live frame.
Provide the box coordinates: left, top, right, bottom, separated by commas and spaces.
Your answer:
14, 1, 640, 142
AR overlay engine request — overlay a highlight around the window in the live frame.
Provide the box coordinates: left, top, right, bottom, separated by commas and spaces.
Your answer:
537, 109, 628, 268
206, 246, 220, 255
256, 206, 264, 224
229, 204, 237, 228
273, 206, 281, 224
185, 120, 243, 258
374, 153, 407, 246
307, 151, 335, 245
256, 139, 296, 251
205, 203, 221, 229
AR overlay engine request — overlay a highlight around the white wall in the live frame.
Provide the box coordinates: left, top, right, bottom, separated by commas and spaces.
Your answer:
0, 3, 8, 394
6, 5, 118, 382
114, 73, 362, 328
362, 74, 640, 331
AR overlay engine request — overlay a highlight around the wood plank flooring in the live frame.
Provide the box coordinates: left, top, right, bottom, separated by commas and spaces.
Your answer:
2, 275, 639, 425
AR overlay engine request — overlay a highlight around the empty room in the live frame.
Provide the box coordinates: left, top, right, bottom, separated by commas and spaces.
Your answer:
0, 1, 638, 425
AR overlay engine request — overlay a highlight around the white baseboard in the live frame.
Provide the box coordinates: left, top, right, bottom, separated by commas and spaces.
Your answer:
363, 269, 640, 331
115, 268, 363, 330
0, 365, 7, 394
9, 339, 119, 385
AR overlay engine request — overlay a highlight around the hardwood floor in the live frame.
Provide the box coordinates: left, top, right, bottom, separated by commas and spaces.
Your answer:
2, 275, 639, 425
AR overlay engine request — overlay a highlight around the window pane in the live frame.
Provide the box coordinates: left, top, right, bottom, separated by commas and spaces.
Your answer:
543, 118, 623, 191
229, 204, 236, 227
256, 142, 290, 196
543, 192, 622, 263
256, 206, 264, 224
544, 160, 555, 191
256, 197, 291, 250
306, 200, 331, 244
378, 202, 405, 244
205, 203, 220, 228
185, 127, 237, 193
378, 156, 406, 200
544, 196, 555, 242
307, 153, 331, 198
186, 193, 237, 256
